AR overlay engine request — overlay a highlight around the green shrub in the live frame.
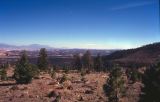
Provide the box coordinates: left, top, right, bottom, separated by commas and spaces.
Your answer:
130, 69, 141, 83
80, 70, 86, 77
29, 64, 40, 78
50, 68, 56, 79
59, 74, 67, 84
55, 95, 61, 102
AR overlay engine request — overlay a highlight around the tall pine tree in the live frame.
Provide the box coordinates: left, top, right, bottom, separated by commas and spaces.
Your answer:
82, 50, 93, 70
94, 53, 103, 72
105, 65, 126, 102
14, 51, 33, 84
37, 48, 48, 70
73, 54, 82, 70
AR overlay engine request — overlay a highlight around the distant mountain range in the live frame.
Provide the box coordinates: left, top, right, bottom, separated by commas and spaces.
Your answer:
104, 42, 160, 66
0, 43, 53, 50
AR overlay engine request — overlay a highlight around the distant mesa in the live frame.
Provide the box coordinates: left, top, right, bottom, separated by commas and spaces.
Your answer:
0, 43, 53, 51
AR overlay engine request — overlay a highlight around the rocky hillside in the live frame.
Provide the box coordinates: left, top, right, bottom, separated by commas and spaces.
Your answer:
0, 68, 141, 102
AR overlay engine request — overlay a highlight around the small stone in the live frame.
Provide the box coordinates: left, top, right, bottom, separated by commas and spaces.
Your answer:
67, 86, 73, 90
48, 81, 57, 85
85, 90, 94, 94
29, 94, 34, 98
47, 90, 59, 98
10, 85, 19, 90
78, 96, 84, 101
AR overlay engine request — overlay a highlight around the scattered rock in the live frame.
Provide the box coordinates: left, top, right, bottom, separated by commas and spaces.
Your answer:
85, 81, 90, 84
10, 85, 19, 90
63, 80, 72, 88
67, 85, 73, 90
102, 75, 107, 78
19, 94, 25, 98
19, 86, 28, 90
85, 90, 94, 94
78, 96, 84, 101
55, 86, 63, 90
36, 95, 39, 98
72, 80, 82, 84
9, 97, 13, 101
48, 81, 57, 85
39, 75, 52, 80
29, 94, 34, 98
47, 90, 59, 98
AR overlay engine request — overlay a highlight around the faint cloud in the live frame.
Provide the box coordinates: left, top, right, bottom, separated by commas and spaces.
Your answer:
110, 1, 155, 11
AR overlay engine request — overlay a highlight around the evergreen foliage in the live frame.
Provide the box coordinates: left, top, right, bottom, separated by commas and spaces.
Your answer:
0, 67, 7, 81
29, 64, 40, 78
94, 53, 103, 72
37, 48, 48, 70
82, 50, 93, 70
126, 68, 141, 83
73, 54, 82, 70
104, 66, 126, 102
139, 62, 160, 102
14, 51, 33, 84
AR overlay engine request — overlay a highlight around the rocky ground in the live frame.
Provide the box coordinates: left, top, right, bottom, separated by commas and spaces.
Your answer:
0, 68, 142, 102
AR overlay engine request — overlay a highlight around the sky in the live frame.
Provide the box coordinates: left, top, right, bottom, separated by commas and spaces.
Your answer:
0, 0, 159, 49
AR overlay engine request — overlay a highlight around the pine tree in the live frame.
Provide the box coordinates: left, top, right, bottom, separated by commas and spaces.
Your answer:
105, 66, 126, 102
0, 66, 7, 81
14, 51, 33, 84
126, 68, 141, 83
82, 50, 93, 70
139, 62, 160, 102
37, 48, 48, 70
73, 54, 82, 70
94, 53, 103, 72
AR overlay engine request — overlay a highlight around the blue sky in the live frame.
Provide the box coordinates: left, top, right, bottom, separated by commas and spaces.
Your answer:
0, 0, 159, 49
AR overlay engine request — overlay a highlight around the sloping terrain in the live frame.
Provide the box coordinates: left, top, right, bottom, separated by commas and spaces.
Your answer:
0, 68, 108, 102
0, 68, 142, 102
104, 42, 160, 66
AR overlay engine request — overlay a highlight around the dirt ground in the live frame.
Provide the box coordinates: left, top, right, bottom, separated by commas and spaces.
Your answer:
0, 68, 142, 102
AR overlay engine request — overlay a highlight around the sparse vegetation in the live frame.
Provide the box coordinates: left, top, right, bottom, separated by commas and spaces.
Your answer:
29, 64, 40, 78
0, 43, 159, 102
50, 68, 56, 79
63, 65, 69, 74
0, 0, 158, 100
59, 74, 68, 84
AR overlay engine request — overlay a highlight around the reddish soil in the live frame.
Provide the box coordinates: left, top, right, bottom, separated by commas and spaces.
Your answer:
0, 68, 142, 102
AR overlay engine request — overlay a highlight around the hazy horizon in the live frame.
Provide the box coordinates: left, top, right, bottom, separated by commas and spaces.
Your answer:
0, 0, 159, 49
